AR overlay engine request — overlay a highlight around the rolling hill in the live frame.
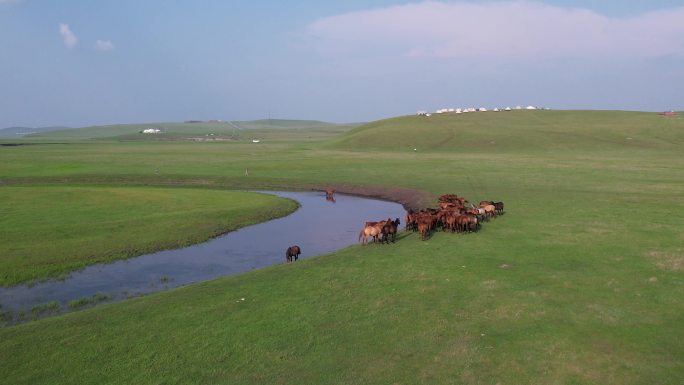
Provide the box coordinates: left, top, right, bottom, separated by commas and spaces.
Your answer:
327, 110, 684, 152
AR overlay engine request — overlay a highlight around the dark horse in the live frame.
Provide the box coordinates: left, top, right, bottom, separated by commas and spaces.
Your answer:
381, 218, 401, 243
286, 245, 301, 262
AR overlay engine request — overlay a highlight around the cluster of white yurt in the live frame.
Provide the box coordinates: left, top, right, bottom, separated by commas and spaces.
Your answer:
418, 105, 546, 116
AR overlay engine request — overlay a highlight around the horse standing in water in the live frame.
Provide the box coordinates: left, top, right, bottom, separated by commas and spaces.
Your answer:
286, 245, 301, 262
325, 189, 336, 203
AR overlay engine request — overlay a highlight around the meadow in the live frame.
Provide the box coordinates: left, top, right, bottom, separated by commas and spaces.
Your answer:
0, 110, 683, 384
0, 187, 297, 286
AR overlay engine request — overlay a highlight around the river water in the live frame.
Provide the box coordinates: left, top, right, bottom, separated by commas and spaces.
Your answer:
0, 191, 405, 319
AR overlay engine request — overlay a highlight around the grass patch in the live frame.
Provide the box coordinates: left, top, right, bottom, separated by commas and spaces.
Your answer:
68, 293, 112, 310
647, 249, 684, 272
30, 301, 61, 317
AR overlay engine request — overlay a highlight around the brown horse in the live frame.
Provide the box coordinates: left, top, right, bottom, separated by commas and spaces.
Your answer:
417, 221, 430, 240
405, 210, 417, 231
285, 245, 301, 262
325, 189, 336, 203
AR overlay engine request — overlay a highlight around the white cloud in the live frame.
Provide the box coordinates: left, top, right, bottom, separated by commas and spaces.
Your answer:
95, 40, 114, 51
306, 1, 684, 59
59, 23, 77, 49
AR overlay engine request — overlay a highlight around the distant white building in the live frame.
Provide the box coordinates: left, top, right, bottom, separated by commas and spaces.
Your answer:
142, 128, 161, 134
526, 106, 537, 110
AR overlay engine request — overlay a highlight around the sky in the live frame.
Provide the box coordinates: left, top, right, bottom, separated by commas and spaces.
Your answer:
1, 0, 683, 127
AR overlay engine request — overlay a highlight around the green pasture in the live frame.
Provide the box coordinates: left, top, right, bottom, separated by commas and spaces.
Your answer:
0, 187, 297, 286
1, 110, 683, 384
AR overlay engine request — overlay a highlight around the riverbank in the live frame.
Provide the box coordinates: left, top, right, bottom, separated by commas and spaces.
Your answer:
0, 187, 298, 286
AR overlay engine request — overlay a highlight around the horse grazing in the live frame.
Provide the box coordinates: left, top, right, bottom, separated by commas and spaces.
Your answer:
325, 189, 336, 203
285, 245, 301, 262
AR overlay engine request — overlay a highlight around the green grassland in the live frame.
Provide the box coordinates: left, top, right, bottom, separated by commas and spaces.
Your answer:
1, 110, 683, 384
0, 187, 297, 286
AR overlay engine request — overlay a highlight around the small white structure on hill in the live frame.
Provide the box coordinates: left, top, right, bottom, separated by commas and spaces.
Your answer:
142, 128, 161, 134
526, 105, 537, 110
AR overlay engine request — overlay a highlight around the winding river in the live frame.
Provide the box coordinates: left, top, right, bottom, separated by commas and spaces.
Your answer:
0, 191, 405, 320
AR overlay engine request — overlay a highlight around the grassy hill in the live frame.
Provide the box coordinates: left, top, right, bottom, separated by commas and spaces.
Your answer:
328, 110, 684, 152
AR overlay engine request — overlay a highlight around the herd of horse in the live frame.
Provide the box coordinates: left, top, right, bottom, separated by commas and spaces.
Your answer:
364, 193, 505, 243
286, 190, 505, 262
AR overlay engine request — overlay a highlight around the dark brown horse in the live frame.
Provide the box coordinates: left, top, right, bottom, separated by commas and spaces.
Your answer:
286, 245, 301, 262
381, 218, 401, 243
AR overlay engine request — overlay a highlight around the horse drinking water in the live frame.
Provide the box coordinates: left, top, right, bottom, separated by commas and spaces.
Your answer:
286, 245, 301, 262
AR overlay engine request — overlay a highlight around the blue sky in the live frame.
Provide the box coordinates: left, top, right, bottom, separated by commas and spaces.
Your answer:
1, 0, 683, 127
